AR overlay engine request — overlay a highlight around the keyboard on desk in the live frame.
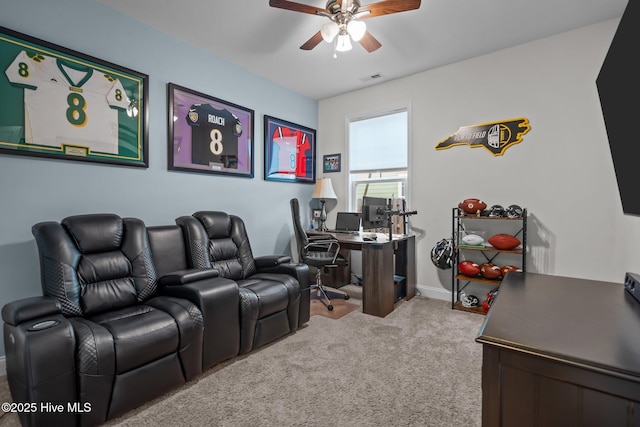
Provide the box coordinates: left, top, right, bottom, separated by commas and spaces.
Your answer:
327, 230, 359, 235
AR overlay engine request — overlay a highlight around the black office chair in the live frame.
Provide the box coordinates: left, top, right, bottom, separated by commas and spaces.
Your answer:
290, 198, 349, 311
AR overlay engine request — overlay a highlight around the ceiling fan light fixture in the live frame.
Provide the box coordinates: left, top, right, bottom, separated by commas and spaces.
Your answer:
347, 19, 366, 41
335, 33, 352, 52
321, 21, 339, 42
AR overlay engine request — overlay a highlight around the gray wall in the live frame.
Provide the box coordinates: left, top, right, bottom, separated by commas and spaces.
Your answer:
0, 0, 318, 356
318, 19, 636, 300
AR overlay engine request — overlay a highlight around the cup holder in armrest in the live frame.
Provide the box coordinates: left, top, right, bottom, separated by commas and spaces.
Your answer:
28, 319, 60, 331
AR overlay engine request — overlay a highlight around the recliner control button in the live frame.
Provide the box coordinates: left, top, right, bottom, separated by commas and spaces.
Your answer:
28, 320, 59, 331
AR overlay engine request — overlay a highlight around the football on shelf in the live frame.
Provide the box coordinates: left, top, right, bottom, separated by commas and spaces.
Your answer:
461, 234, 484, 246
480, 263, 501, 279
500, 265, 522, 277
458, 198, 487, 215
458, 260, 481, 276
487, 234, 521, 250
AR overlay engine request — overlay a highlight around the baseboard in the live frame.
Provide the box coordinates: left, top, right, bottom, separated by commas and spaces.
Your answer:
0, 356, 5, 377
416, 284, 450, 302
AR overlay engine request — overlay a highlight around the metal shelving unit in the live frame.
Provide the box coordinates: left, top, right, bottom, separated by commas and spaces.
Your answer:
451, 207, 527, 314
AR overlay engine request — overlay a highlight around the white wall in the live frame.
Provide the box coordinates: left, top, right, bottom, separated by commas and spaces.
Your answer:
319, 18, 637, 299
0, 0, 318, 357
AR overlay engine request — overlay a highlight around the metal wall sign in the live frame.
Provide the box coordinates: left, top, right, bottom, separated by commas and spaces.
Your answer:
435, 118, 531, 156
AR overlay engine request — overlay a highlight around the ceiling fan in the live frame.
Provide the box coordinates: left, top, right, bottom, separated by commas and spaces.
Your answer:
269, 0, 421, 54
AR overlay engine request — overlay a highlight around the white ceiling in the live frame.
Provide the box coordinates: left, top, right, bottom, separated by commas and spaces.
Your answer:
98, 0, 627, 100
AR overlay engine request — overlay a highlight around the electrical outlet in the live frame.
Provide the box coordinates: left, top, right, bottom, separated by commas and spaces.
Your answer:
624, 272, 640, 304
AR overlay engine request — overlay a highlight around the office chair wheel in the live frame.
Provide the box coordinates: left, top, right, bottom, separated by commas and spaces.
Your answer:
328, 305, 334, 311
344, 294, 350, 300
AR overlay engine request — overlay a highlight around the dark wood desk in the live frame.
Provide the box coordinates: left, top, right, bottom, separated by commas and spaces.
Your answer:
476, 272, 640, 426
309, 232, 416, 317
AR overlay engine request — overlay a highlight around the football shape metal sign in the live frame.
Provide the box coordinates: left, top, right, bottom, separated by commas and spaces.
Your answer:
435, 118, 531, 156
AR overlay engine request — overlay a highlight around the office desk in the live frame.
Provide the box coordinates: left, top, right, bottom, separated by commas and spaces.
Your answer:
308, 232, 416, 318
476, 272, 640, 426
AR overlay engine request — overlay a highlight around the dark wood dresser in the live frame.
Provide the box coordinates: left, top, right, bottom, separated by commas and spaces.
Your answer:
476, 272, 640, 426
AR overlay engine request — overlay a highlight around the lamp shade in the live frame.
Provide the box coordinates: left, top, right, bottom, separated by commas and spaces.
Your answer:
335, 33, 352, 52
311, 178, 337, 200
347, 20, 366, 42
321, 22, 339, 42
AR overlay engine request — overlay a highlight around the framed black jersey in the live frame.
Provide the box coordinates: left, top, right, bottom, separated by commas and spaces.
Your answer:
0, 26, 148, 168
264, 115, 316, 184
168, 83, 254, 178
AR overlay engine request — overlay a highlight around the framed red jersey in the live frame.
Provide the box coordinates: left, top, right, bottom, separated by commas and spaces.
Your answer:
264, 115, 315, 183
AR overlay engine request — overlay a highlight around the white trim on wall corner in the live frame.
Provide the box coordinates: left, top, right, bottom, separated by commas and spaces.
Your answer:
416, 284, 450, 302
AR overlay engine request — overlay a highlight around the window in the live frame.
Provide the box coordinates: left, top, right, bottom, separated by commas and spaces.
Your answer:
348, 109, 409, 215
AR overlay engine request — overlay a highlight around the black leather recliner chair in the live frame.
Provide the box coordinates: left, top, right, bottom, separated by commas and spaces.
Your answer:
177, 211, 310, 354
2, 214, 207, 427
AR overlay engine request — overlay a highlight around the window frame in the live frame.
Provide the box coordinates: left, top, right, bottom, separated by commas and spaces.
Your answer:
346, 106, 411, 213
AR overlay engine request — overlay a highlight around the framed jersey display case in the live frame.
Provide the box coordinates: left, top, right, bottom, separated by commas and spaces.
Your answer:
168, 83, 254, 178
264, 115, 316, 184
0, 26, 149, 168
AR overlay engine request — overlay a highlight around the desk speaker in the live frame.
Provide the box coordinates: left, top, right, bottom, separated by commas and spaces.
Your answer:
624, 272, 640, 304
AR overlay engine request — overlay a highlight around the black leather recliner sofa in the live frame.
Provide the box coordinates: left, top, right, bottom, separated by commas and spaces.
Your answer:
2, 212, 310, 427
177, 211, 311, 354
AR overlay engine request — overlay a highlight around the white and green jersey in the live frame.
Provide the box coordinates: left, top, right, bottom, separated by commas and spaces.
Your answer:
5, 50, 130, 154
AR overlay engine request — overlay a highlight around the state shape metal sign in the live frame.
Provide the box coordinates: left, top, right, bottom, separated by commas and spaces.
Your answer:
435, 118, 531, 156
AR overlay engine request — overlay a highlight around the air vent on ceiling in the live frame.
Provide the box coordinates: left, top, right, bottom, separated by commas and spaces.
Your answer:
360, 72, 383, 82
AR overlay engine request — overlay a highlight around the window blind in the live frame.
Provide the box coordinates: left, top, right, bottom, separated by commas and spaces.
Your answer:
349, 110, 408, 172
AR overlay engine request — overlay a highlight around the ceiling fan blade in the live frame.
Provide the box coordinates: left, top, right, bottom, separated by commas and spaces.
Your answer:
269, 0, 329, 16
359, 0, 421, 19
358, 31, 382, 52
300, 31, 324, 50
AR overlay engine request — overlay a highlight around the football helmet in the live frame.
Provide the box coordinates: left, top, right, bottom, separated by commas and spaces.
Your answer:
488, 205, 505, 218
506, 204, 523, 218
431, 238, 453, 270
462, 294, 480, 308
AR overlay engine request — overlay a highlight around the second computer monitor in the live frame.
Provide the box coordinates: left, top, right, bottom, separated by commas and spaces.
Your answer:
362, 196, 388, 230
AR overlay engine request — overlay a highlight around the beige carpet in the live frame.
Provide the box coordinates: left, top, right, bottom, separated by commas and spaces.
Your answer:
0, 297, 485, 427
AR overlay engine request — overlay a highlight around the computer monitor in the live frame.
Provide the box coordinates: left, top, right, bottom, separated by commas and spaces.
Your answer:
334, 212, 361, 232
361, 196, 389, 230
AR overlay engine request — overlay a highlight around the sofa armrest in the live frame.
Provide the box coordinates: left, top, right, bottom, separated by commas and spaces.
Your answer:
158, 268, 220, 286
254, 262, 311, 326
2, 296, 61, 326
255, 258, 307, 278
160, 276, 240, 369
3, 297, 77, 427
254, 255, 291, 269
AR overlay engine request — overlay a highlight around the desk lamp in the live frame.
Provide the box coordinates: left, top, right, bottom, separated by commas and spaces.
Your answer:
311, 178, 337, 231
